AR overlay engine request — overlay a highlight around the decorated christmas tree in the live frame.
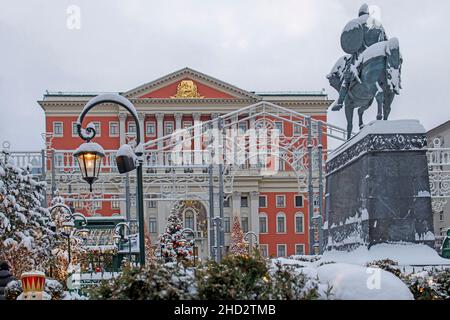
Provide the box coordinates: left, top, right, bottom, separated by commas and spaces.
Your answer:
158, 202, 194, 263
144, 221, 156, 266
0, 151, 54, 276
229, 216, 248, 256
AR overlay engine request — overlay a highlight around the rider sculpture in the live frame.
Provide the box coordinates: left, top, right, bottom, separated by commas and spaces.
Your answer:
327, 4, 402, 139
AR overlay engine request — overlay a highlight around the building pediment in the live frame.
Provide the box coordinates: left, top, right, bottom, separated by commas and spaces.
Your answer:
123, 67, 260, 101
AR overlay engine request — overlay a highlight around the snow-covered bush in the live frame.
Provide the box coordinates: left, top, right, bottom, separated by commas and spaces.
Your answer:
0, 151, 54, 276
402, 269, 450, 300
366, 259, 402, 278
88, 263, 196, 300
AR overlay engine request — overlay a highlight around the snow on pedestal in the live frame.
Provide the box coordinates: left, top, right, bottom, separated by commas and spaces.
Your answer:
325, 119, 434, 252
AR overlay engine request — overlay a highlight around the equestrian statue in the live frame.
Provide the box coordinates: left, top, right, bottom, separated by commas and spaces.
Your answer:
327, 4, 402, 139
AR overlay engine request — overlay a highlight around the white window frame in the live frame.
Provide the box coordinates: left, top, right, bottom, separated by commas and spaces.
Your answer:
91, 122, 101, 137
238, 121, 248, 134
109, 121, 119, 137
259, 213, 268, 234
146, 121, 156, 137
53, 121, 64, 137
72, 122, 78, 137
241, 216, 249, 233
276, 195, 286, 208
259, 244, 269, 258
274, 121, 284, 134
127, 121, 136, 134
149, 216, 157, 233
241, 196, 248, 208
165, 121, 174, 135
294, 195, 304, 208
295, 212, 305, 234
259, 195, 267, 208
276, 212, 286, 234
295, 244, 305, 255
111, 195, 120, 209
182, 121, 193, 129
293, 124, 302, 136
224, 216, 231, 233
277, 244, 287, 257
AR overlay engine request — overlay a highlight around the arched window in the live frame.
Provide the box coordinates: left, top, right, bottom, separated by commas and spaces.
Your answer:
276, 212, 286, 233
184, 209, 195, 230
259, 213, 268, 234
295, 212, 304, 234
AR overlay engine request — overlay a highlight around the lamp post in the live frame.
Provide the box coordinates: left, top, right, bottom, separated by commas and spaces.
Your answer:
244, 231, 259, 255
49, 203, 88, 264
75, 94, 146, 266
181, 227, 197, 267
114, 222, 133, 266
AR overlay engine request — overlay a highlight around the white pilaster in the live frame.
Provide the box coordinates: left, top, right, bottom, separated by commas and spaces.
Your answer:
250, 191, 260, 241
232, 191, 241, 219
156, 113, 164, 165
193, 113, 202, 165
119, 113, 127, 145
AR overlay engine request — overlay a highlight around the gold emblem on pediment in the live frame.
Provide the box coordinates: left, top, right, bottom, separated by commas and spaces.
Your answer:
171, 80, 204, 99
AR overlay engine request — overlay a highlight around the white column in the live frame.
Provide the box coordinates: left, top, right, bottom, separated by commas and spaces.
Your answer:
249, 116, 257, 168
250, 191, 260, 241
138, 112, 145, 144
232, 191, 241, 219
119, 113, 127, 145
156, 113, 164, 165
193, 113, 202, 165
174, 113, 182, 130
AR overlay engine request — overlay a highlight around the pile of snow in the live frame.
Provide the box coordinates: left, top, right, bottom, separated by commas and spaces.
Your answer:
316, 263, 413, 300
322, 243, 450, 266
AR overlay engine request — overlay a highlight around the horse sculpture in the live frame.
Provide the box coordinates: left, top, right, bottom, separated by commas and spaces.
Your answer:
327, 38, 402, 139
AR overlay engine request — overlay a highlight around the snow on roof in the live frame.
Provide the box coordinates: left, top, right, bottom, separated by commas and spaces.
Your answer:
74, 142, 105, 157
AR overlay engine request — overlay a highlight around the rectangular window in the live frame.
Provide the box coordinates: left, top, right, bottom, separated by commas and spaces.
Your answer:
165, 122, 174, 135
260, 244, 268, 258
293, 124, 302, 136
224, 217, 231, 233
109, 122, 119, 136
72, 122, 78, 137
295, 244, 305, 255
277, 244, 287, 257
440, 212, 444, 222
183, 121, 193, 129
259, 196, 267, 208
53, 122, 63, 136
54, 154, 64, 168
73, 201, 83, 209
148, 195, 157, 208
277, 215, 286, 233
295, 214, 304, 233
275, 121, 283, 134
241, 216, 249, 233
224, 196, 230, 208
146, 122, 156, 136
241, 196, 248, 208
149, 217, 157, 233
93, 200, 102, 209
92, 122, 101, 137
128, 121, 136, 134
238, 122, 248, 134
111, 195, 120, 209
295, 195, 303, 208
276, 195, 285, 208
259, 215, 267, 233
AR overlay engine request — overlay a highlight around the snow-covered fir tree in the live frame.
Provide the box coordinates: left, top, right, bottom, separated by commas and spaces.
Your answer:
158, 202, 194, 263
0, 151, 55, 276
144, 221, 156, 266
229, 216, 248, 256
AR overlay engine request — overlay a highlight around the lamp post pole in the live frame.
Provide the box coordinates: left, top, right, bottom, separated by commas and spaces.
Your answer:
49, 204, 88, 264
76, 94, 146, 266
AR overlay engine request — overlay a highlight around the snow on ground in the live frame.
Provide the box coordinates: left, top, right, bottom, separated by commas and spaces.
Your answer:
316, 263, 413, 300
321, 243, 450, 266
275, 243, 450, 300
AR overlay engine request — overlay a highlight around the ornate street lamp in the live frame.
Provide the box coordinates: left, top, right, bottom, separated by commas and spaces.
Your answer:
114, 222, 133, 266
74, 142, 105, 192
76, 93, 146, 266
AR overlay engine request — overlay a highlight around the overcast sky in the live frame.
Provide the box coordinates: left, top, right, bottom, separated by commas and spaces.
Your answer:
1, 0, 449, 150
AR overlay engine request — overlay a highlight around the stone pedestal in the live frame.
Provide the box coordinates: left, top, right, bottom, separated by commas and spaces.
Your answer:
324, 120, 435, 251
